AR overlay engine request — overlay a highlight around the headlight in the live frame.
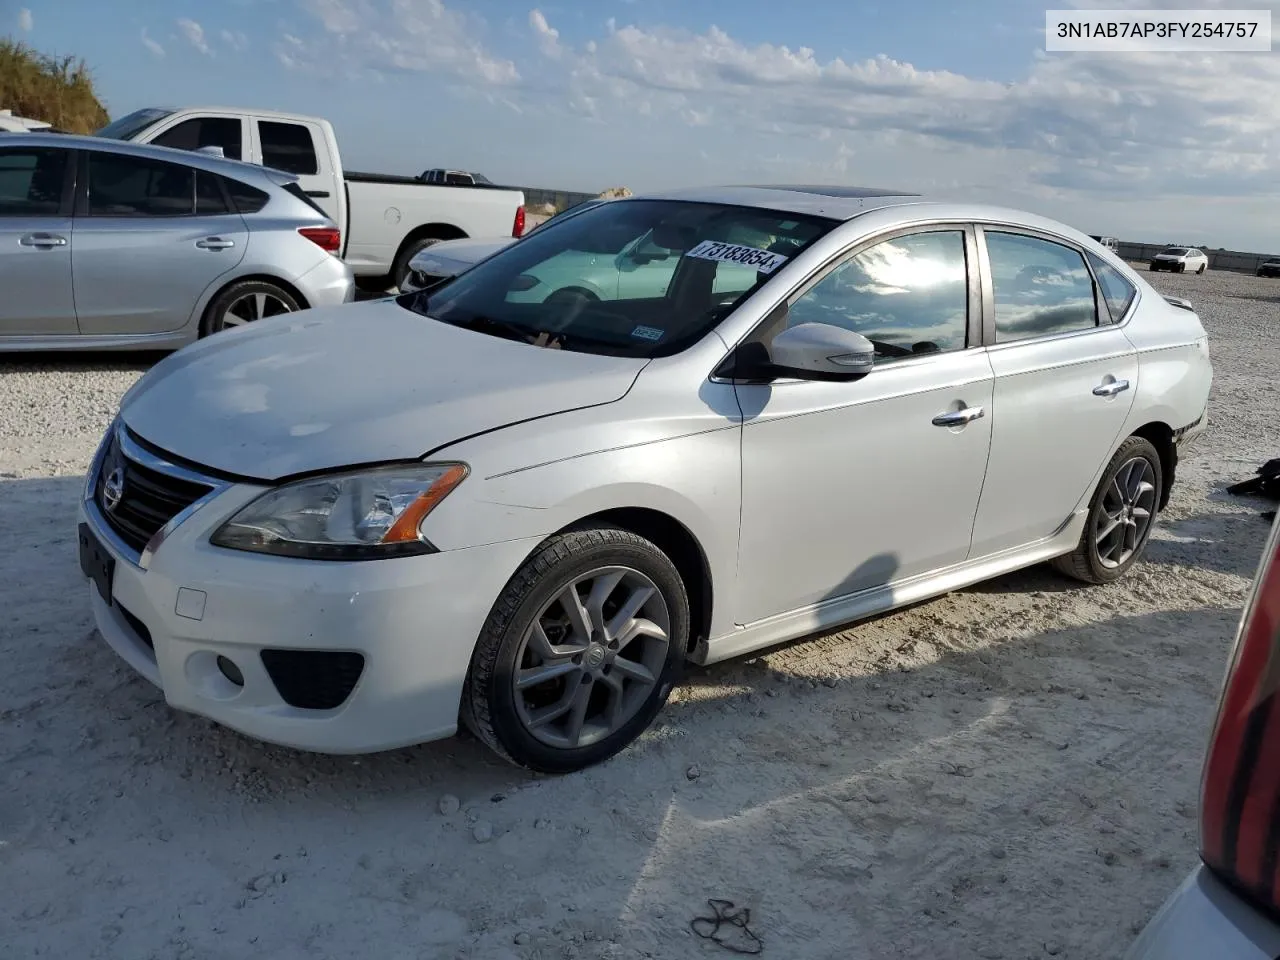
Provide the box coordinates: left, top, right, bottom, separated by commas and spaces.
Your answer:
210, 463, 467, 560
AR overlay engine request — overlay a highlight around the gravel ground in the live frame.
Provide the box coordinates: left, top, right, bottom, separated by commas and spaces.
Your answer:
1, 266, 1277, 960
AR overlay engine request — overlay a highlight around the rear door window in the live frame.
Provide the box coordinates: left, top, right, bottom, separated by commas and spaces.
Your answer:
86, 152, 195, 217
984, 231, 1098, 343
258, 121, 318, 175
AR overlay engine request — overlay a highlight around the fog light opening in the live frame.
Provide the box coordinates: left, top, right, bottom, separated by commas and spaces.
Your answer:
216, 655, 245, 687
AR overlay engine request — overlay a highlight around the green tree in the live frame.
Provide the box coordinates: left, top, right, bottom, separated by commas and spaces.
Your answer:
0, 38, 108, 134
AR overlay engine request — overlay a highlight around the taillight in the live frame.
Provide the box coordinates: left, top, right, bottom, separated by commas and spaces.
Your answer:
1201, 513, 1280, 914
298, 226, 341, 254
512, 205, 526, 238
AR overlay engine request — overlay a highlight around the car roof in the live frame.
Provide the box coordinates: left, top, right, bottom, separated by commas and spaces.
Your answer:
638, 184, 925, 220
149, 105, 329, 125
0, 131, 295, 182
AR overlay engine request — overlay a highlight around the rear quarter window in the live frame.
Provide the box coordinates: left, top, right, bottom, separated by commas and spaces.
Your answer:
221, 176, 270, 214
1087, 253, 1137, 321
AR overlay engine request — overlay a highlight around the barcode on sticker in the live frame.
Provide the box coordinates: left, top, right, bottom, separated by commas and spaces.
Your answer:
686, 240, 790, 274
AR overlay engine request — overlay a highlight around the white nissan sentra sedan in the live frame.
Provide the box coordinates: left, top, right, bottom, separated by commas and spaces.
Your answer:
78, 186, 1213, 773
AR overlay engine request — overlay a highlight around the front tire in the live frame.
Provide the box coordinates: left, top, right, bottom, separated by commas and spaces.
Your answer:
1052, 436, 1164, 585
201, 280, 300, 337
461, 526, 689, 774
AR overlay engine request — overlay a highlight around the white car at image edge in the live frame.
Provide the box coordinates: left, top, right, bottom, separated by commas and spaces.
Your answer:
77, 186, 1213, 773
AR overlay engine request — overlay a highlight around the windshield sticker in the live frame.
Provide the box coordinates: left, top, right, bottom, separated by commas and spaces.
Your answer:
631, 325, 665, 341
686, 240, 790, 274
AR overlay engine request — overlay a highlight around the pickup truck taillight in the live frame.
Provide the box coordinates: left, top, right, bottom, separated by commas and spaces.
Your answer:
512, 205, 526, 238
298, 226, 341, 254
1200, 512, 1280, 917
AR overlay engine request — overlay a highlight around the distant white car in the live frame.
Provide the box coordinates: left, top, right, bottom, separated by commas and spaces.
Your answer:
1150, 247, 1208, 274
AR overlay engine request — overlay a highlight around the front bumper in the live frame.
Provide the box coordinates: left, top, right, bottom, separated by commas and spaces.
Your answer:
1124, 866, 1280, 959
77, 438, 541, 754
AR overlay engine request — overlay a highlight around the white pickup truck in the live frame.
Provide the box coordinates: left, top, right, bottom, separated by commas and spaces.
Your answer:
95, 106, 527, 289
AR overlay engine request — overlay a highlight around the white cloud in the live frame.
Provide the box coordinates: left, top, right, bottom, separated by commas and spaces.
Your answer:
221, 29, 249, 52
141, 29, 165, 58
17, 8, 32, 31
529, 9, 563, 60
293, 0, 518, 85
177, 18, 212, 56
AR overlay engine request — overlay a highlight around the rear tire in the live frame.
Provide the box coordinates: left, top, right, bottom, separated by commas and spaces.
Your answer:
1051, 436, 1164, 585
460, 526, 689, 774
1197, 264, 1206, 274
201, 280, 300, 337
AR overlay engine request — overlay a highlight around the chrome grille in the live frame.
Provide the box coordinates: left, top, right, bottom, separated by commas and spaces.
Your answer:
95, 430, 213, 554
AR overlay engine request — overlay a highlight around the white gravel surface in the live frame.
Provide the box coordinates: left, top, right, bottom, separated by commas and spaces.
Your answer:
2, 267, 1278, 960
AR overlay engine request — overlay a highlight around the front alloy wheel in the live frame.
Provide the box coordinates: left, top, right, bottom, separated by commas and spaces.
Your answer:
462, 526, 689, 773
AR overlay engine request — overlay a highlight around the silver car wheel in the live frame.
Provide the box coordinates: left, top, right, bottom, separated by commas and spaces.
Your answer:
512, 565, 671, 750
222, 291, 294, 327
1094, 456, 1157, 569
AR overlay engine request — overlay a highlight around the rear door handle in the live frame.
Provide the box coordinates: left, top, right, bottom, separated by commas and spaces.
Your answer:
1093, 379, 1130, 397
196, 237, 235, 250
304, 190, 331, 198
932, 406, 985, 427
19, 233, 67, 247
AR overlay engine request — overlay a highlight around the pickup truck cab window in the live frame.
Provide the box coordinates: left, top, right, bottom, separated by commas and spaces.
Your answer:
151, 117, 244, 161
259, 121, 319, 175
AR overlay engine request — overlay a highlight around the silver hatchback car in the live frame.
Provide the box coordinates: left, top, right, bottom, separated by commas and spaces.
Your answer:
0, 133, 353, 350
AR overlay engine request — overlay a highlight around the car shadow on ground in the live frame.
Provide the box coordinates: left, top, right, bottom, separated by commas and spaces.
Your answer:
0, 472, 1241, 958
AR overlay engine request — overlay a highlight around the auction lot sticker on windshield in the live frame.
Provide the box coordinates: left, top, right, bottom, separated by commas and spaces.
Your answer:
686, 240, 790, 274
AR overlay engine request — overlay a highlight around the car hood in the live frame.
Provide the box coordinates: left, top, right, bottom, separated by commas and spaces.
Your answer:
118, 299, 646, 481
1153, 254, 1186, 260
409, 237, 515, 277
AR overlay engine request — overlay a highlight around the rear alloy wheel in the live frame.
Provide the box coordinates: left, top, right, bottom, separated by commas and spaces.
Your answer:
1052, 435, 1163, 584
202, 280, 300, 337
461, 526, 689, 774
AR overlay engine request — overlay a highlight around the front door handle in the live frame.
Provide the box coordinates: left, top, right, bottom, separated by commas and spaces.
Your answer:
1093, 379, 1130, 397
19, 233, 67, 247
195, 237, 235, 250
932, 406, 985, 427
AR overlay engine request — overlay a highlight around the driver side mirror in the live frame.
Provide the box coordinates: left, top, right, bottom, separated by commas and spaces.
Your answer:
716, 323, 876, 382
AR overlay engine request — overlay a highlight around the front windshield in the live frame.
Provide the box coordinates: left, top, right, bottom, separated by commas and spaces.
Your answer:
94, 108, 174, 141
398, 199, 835, 357
1161, 248, 1189, 256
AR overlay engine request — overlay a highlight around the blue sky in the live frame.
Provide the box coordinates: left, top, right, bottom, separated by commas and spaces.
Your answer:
7, 0, 1280, 249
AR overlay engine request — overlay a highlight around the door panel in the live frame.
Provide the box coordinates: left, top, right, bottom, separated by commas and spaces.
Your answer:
732, 227, 993, 625
0, 146, 75, 336
969, 329, 1137, 556
72, 151, 247, 336
968, 227, 1138, 557
734, 355, 995, 624
0, 216, 76, 335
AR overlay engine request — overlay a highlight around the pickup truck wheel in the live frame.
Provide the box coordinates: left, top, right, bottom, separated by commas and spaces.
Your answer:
392, 237, 443, 293
201, 281, 300, 337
